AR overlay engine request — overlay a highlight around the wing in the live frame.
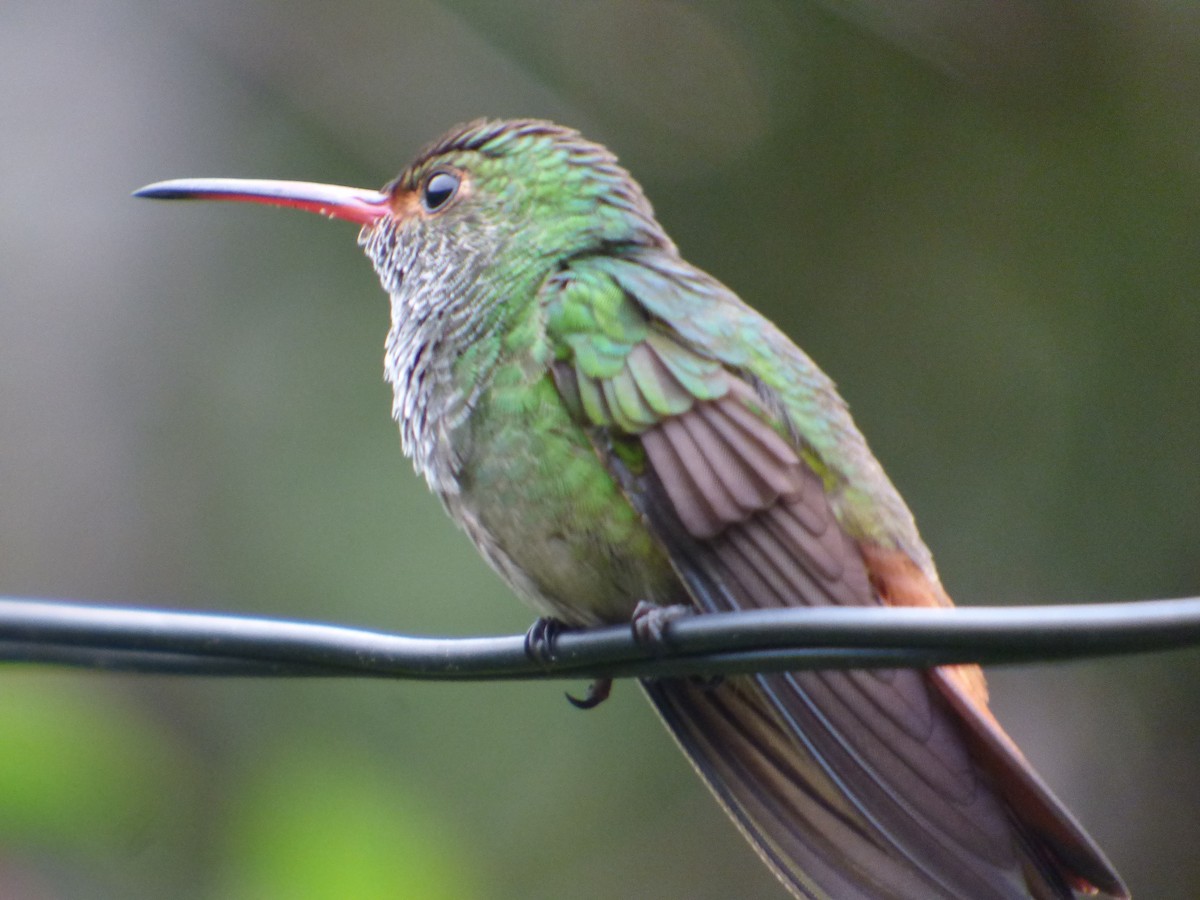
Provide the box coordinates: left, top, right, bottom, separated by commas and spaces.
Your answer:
543, 253, 1127, 900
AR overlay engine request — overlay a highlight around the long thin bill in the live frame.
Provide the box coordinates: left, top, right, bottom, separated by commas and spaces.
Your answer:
133, 178, 390, 226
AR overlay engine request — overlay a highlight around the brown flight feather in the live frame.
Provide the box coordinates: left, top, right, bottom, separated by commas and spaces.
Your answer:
627, 373, 1126, 899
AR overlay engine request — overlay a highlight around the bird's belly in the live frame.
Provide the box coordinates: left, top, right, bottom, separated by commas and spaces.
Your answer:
447, 379, 678, 625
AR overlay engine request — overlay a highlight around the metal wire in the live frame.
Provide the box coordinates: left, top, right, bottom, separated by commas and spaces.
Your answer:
1, 595, 1197, 681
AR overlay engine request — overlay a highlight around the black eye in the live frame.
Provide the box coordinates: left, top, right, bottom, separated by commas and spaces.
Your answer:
422, 171, 459, 212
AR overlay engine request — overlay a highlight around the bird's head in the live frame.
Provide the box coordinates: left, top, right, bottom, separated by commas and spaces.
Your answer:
136, 119, 672, 307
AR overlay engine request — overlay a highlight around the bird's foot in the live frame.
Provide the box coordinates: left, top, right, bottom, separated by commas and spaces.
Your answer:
565, 601, 691, 708
632, 602, 721, 689
631, 600, 693, 650
523, 616, 566, 666
525, 617, 614, 711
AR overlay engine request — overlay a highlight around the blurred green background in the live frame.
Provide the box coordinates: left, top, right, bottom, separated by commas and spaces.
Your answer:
2, 1, 1198, 897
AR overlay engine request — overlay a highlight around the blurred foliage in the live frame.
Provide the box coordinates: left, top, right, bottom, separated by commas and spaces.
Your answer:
215, 743, 478, 900
1, 0, 1198, 897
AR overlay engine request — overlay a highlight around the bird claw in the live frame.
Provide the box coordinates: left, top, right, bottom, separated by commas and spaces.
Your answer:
525, 618, 614, 710
527, 602, 692, 709
631, 600, 693, 649
524, 616, 566, 666
566, 678, 612, 710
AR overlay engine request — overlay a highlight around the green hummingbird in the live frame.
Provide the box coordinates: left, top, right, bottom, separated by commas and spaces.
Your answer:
136, 119, 1128, 899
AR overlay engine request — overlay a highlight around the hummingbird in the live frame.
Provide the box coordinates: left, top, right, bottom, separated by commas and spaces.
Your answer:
136, 119, 1128, 899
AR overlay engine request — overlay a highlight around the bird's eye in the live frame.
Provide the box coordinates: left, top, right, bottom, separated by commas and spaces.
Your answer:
421, 171, 460, 212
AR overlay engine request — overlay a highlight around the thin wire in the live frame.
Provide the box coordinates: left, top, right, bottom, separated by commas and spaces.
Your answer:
0, 595, 1197, 680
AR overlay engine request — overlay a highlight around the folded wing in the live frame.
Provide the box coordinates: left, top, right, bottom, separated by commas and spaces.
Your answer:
543, 257, 1127, 899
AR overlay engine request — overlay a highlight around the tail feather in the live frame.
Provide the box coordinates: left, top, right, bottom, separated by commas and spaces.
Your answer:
933, 671, 1129, 899
642, 672, 1126, 900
